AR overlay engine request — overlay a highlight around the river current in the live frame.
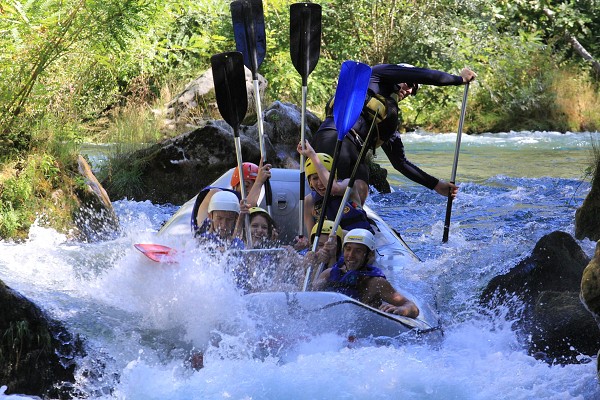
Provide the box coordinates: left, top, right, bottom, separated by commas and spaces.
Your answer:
1, 130, 599, 399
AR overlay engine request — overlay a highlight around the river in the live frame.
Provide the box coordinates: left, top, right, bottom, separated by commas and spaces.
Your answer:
1, 130, 599, 399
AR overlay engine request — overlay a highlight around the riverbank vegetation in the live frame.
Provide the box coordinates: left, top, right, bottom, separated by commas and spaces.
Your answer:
1, 0, 599, 239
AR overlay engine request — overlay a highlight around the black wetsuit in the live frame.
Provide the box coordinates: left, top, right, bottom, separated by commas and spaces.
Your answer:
312, 64, 464, 189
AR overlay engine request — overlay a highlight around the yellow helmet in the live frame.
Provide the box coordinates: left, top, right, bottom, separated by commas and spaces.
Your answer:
310, 220, 343, 243
249, 207, 276, 234
304, 153, 333, 178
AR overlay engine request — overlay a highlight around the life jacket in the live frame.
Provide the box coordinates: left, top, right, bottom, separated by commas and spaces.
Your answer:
325, 89, 400, 150
311, 191, 374, 233
325, 257, 386, 300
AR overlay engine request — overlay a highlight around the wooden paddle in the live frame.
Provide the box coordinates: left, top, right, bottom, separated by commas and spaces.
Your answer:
442, 83, 470, 243
231, 0, 273, 215
211, 51, 253, 247
290, 2, 322, 240
302, 61, 371, 291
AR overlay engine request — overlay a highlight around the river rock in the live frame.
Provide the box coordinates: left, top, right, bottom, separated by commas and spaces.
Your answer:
104, 97, 393, 204
581, 240, 600, 319
73, 155, 120, 242
0, 279, 84, 398
102, 101, 319, 204
163, 65, 267, 131
480, 231, 598, 363
575, 161, 600, 241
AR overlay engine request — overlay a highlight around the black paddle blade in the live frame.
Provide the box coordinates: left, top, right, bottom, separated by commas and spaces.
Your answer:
290, 3, 322, 82
211, 52, 248, 132
231, 0, 266, 74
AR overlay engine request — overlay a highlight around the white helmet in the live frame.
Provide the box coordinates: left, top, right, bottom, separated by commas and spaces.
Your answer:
343, 228, 375, 251
208, 191, 240, 214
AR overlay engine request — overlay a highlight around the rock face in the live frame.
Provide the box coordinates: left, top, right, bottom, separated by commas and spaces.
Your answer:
575, 159, 600, 241
580, 240, 600, 378
163, 65, 267, 131
0, 280, 84, 398
102, 102, 318, 204
480, 231, 599, 364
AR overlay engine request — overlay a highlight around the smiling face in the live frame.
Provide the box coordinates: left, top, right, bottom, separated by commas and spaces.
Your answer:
308, 174, 326, 195
396, 83, 415, 101
250, 214, 270, 242
342, 242, 369, 271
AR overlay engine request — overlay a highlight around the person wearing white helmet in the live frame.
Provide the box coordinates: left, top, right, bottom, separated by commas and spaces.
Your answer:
313, 228, 419, 318
197, 190, 249, 248
312, 63, 477, 206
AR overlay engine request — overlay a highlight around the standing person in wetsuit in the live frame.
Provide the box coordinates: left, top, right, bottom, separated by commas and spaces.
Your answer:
312, 63, 477, 204
312, 228, 419, 318
295, 140, 373, 250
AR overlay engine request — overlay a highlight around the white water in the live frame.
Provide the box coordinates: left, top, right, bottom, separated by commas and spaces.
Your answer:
1, 131, 599, 399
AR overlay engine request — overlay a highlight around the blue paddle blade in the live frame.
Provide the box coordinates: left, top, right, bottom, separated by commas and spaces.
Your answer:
333, 61, 371, 141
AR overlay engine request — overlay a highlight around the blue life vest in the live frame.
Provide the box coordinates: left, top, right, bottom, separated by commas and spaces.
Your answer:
311, 191, 374, 233
325, 257, 386, 300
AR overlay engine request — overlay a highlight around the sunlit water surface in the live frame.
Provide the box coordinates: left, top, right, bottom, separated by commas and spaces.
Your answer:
1, 131, 600, 399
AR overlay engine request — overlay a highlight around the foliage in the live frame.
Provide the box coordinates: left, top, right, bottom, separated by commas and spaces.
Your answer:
490, 0, 600, 67
0, 0, 600, 240
0, 152, 80, 239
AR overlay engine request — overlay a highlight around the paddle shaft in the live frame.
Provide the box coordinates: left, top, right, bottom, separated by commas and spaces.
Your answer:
292, 3, 321, 238
298, 85, 307, 237
210, 52, 253, 247
442, 83, 470, 243
232, 0, 271, 214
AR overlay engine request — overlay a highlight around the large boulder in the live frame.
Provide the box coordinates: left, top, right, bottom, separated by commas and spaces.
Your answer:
0, 280, 84, 398
480, 231, 599, 363
575, 159, 600, 241
104, 99, 392, 204
163, 65, 267, 131
103, 102, 322, 204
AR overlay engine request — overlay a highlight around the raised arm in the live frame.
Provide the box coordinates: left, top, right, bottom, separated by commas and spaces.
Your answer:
246, 158, 271, 207
297, 140, 349, 196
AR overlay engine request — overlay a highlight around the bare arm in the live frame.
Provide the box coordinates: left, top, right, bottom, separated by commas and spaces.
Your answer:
297, 140, 348, 196
246, 158, 271, 207
234, 200, 250, 239
303, 193, 315, 235
371, 278, 419, 318
311, 268, 331, 291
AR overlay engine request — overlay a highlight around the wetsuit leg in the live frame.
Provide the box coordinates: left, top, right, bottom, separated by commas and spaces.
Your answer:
381, 132, 439, 190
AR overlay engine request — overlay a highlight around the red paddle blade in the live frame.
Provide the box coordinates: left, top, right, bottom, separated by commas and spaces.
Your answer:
134, 243, 178, 263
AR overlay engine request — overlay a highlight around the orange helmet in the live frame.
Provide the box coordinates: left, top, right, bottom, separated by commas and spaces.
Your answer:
230, 162, 259, 187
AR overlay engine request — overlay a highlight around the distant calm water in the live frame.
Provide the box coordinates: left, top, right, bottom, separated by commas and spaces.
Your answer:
1, 131, 599, 399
